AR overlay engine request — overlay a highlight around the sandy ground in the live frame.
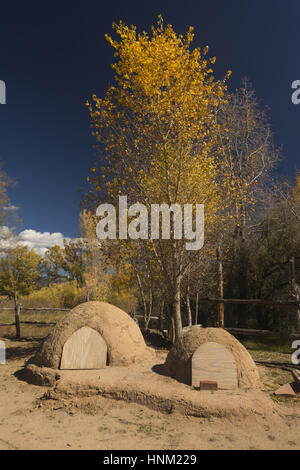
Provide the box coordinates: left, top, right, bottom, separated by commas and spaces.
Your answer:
0, 338, 300, 450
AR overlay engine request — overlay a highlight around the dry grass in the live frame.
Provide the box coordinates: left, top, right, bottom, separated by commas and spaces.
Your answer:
0, 309, 67, 339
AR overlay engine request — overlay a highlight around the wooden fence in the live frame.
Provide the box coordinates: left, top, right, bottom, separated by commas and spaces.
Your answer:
0, 306, 70, 338
197, 298, 300, 307
1, 299, 300, 340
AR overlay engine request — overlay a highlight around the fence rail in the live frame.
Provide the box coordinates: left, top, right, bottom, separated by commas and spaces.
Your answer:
225, 328, 299, 340
197, 298, 300, 307
0, 307, 70, 311
0, 306, 70, 332
1, 301, 299, 338
0, 321, 57, 326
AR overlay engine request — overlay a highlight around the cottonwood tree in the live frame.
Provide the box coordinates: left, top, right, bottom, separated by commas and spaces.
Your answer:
62, 239, 85, 287
278, 171, 300, 225
216, 79, 280, 326
0, 246, 40, 338
84, 17, 232, 342
42, 245, 66, 285
79, 210, 111, 301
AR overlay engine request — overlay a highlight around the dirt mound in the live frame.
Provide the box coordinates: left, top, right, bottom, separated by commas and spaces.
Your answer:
21, 364, 60, 386
164, 328, 261, 389
36, 301, 155, 369
39, 364, 274, 419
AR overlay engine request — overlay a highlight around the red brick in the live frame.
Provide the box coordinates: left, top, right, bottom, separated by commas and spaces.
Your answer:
199, 381, 218, 391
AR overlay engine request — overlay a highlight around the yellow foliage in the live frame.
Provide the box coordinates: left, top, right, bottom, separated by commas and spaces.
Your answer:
84, 17, 235, 328
23, 281, 84, 309
86, 16, 232, 234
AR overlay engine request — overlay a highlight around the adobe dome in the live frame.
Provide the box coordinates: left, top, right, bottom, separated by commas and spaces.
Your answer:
38, 301, 155, 369
163, 328, 261, 389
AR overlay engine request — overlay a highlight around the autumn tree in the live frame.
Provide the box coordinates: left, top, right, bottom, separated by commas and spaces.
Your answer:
0, 246, 40, 337
62, 239, 85, 287
79, 210, 110, 301
85, 17, 231, 342
42, 245, 66, 285
216, 79, 280, 326
279, 170, 300, 225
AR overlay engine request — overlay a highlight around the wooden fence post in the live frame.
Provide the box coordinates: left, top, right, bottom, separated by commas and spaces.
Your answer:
195, 292, 199, 326
217, 248, 225, 329
14, 304, 21, 339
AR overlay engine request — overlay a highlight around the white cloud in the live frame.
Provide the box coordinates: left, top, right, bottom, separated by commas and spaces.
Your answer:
17, 229, 69, 256
0, 227, 73, 256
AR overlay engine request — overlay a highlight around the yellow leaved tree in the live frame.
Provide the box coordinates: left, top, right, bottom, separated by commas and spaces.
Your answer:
84, 17, 232, 342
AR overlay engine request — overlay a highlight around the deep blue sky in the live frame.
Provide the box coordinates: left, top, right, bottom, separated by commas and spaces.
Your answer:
0, 0, 299, 240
